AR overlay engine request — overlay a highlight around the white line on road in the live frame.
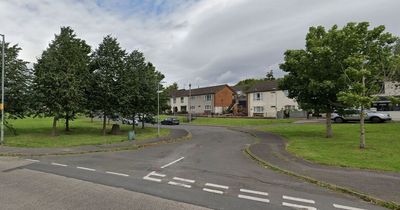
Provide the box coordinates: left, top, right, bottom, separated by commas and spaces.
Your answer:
333, 204, 365, 210
51, 162, 68, 167
173, 177, 195, 183
282, 202, 317, 210
25, 159, 39, 162
238, 194, 270, 203
240, 189, 269, 196
205, 183, 229, 189
143, 171, 166, 182
168, 181, 192, 188
283, 195, 315, 204
160, 157, 184, 169
106, 171, 130, 177
203, 188, 224, 194
76, 166, 96, 171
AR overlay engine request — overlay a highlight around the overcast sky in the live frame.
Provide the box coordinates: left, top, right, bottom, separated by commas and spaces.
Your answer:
1, 0, 399, 88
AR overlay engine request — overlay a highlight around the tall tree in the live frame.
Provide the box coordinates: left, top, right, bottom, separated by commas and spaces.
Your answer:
33, 27, 91, 135
2, 43, 31, 120
90, 35, 126, 135
265, 70, 275, 80
337, 23, 397, 149
119, 50, 145, 130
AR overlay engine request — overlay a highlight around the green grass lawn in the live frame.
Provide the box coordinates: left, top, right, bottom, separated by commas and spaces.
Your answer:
261, 122, 400, 172
4, 117, 170, 148
160, 115, 294, 126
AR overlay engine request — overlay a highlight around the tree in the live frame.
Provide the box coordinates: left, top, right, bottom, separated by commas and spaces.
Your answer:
337, 23, 397, 149
119, 50, 145, 130
280, 24, 351, 138
0, 42, 32, 135
33, 27, 91, 135
90, 35, 126, 135
265, 70, 275, 80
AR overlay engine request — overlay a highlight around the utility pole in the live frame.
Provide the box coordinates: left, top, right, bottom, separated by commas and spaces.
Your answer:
157, 82, 160, 137
0, 34, 4, 145
188, 83, 191, 123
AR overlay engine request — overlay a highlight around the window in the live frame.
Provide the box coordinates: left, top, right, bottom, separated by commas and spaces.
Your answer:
191, 96, 196, 100
253, 106, 264, 113
173, 97, 176, 103
190, 106, 195, 110
205, 94, 212, 101
253, 92, 263, 101
180, 97, 184, 103
205, 105, 212, 110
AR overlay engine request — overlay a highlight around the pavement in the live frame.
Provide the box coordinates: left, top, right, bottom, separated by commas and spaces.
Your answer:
0, 125, 388, 210
237, 128, 400, 205
0, 128, 189, 156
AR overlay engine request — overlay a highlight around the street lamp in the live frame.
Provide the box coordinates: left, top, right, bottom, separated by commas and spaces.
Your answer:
157, 81, 165, 137
188, 83, 191, 123
0, 34, 4, 145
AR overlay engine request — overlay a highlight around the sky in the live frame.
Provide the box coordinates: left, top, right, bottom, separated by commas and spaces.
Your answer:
1, 0, 400, 89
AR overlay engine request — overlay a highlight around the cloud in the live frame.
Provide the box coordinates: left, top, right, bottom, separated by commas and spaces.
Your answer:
1, 0, 399, 89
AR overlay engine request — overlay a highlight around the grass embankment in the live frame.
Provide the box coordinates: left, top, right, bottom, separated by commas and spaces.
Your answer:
160, 115, 294, 126
261, 123, 400, 172
5, 117, 170, 148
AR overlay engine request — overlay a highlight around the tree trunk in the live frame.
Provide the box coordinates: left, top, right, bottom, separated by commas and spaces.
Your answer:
111, 124, 120, 135
65, 113, 70, 132
141, 114, 145, 129
102, 114, 107, 136
326, 112, 333, 138
360, 108, 366, 149
132, 114, 135, 130
52, 115, 58, 136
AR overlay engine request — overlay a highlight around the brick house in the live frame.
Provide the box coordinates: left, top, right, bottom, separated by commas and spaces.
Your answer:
170, 84, 236, 114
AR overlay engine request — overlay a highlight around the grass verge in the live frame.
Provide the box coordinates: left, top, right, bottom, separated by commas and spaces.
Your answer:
260, 122, 400, 172
4, 117, 170, 148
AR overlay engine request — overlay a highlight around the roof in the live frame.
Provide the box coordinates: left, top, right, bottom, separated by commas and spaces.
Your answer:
170, 84, 235, 97
245, 80, 279, 93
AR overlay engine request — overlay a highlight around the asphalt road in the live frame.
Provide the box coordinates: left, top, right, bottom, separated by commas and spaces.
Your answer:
7, 125, 387, 210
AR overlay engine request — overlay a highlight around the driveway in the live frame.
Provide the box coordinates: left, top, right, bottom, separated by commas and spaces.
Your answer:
4, 125, 386, 210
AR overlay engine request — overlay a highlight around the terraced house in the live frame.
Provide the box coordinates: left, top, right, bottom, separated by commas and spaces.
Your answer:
170, 85, 236, 115
247, 80, 299, 118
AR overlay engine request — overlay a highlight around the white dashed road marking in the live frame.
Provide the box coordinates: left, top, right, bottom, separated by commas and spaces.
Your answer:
333, 204, 366, 210
238, 188, 270, 203
51, 162, 68, 167
282, 202, 317, 210
283, 195, 315, 204
76, 166, 96, 171
25, 159, 39, 162
106, 171, 130, 177
143, 171, 166, 182
203, 188, 224, 194
168, 181, 192, 188
205, 183, 229, 189
172, 177, 195, 183
160, 157, 184, 169
238, 194, 270, 203
240, 189, 269, 196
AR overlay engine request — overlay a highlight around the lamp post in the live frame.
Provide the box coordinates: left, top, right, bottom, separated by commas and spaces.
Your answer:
0, 34, 4, 145
188, 83, 191, 123
157, 81, 165, 137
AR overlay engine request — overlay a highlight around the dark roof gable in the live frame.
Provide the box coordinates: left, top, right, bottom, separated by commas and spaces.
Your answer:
170, 84, 234, 97
246, 80, 279, 93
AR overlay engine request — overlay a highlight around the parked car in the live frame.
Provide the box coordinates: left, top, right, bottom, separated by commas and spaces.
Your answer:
160, 118, 180, 125
331, 109, 391, 123
122, 118, 139, 126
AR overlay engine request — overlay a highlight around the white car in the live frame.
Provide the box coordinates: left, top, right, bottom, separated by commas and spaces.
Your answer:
122, 118, 139, 126
331, 110, 391, 123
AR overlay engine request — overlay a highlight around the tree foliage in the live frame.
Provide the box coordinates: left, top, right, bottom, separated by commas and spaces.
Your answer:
33, 27, 91, 135
89, 35, 126, 135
